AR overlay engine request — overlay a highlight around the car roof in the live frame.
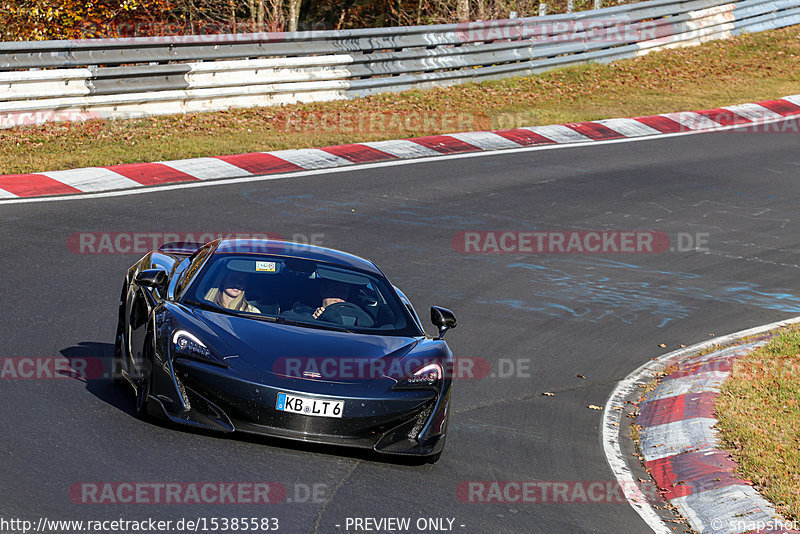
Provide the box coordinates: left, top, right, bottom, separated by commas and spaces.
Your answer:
212, 239, 383, 275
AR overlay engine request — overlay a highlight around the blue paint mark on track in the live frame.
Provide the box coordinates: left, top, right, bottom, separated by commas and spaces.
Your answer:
478, 258, 800, 327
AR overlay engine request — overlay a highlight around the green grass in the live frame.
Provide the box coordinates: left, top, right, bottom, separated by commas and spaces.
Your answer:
1, 25, 799, 174
715, 327, 800, 522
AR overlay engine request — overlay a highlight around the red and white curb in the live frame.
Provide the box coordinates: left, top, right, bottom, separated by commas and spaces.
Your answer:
1, 94, 799, 200
602, 318, 800, 534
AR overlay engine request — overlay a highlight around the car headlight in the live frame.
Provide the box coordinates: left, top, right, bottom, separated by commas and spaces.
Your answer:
171, 330, 227, 367
393, 362, 443, 389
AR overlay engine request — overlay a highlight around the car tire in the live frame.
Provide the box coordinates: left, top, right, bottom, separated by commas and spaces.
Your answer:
134, 370, 152, 420
112, 281, 128, 386
112, 317, 126, 386
134, 336, 153, 420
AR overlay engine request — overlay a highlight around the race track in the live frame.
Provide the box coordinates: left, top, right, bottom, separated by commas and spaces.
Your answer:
2, 121, 800, 533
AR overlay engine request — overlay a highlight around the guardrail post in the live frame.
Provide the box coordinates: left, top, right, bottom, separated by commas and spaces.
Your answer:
567, 0, 575, 12
538, 2, 547, 16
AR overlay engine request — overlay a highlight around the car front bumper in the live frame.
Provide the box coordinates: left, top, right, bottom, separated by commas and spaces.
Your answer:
148, 357, 449, 457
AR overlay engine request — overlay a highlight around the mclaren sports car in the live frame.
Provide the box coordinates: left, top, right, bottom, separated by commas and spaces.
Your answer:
113, 238, 457, 461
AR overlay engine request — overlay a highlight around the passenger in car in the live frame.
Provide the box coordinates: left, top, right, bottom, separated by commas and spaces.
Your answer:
204, 272, 261, 313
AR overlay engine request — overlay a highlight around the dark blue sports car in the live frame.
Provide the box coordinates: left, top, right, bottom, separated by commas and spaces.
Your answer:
114, 238, 456, 461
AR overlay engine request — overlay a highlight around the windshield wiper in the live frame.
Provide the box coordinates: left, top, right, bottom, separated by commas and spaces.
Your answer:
184, 300, 277, 321
184, 299, 225, 313
247, 314, 280, 323
277, 317, 355, 334
185, 300, 354, 332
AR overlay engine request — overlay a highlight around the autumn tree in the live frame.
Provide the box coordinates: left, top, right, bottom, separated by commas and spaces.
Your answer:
1, 0, 552, 41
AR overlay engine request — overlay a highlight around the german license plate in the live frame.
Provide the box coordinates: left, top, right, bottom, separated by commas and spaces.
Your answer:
276, 392, 344, 418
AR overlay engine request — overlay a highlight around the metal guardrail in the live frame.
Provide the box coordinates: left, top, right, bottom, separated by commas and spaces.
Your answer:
0, 0, 798, 126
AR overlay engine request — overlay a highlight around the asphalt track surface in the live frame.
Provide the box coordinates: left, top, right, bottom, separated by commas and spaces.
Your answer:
2, 120, 800, 534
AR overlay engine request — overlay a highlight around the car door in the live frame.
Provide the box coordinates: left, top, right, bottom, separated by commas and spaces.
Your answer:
125, 268, 166, 379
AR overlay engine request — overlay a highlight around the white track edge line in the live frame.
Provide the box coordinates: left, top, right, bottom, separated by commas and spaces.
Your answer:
601, 314, 800, 533
0, 113, 796, 206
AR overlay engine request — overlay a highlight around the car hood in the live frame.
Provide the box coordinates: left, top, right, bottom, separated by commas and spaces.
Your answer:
193, 309, 420, 382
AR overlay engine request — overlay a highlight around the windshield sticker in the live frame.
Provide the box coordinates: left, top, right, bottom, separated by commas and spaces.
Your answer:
256, 261, 277, 272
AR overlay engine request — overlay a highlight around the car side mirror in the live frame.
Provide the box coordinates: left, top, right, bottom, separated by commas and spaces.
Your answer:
135, 269, 167, 290
430, 306, 457, 339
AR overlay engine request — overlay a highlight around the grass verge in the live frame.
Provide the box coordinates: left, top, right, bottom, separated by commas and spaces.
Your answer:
1, 25, 799, 175
715, 326, 800, 522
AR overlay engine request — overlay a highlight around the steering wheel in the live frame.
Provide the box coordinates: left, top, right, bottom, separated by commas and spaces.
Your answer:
318, 302, 375, 327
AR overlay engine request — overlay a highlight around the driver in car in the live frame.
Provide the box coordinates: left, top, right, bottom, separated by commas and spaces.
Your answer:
283, 278, 373, 326
312, 278, 350, 319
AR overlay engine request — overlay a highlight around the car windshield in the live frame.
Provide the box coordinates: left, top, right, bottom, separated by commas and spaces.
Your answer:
182, 253, 422, 336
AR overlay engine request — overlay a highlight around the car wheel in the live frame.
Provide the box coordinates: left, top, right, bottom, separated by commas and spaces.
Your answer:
134, 338, 153, 420
113, 281, 128, 386
134, 371, 151, 420
112, 316, 126, 386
